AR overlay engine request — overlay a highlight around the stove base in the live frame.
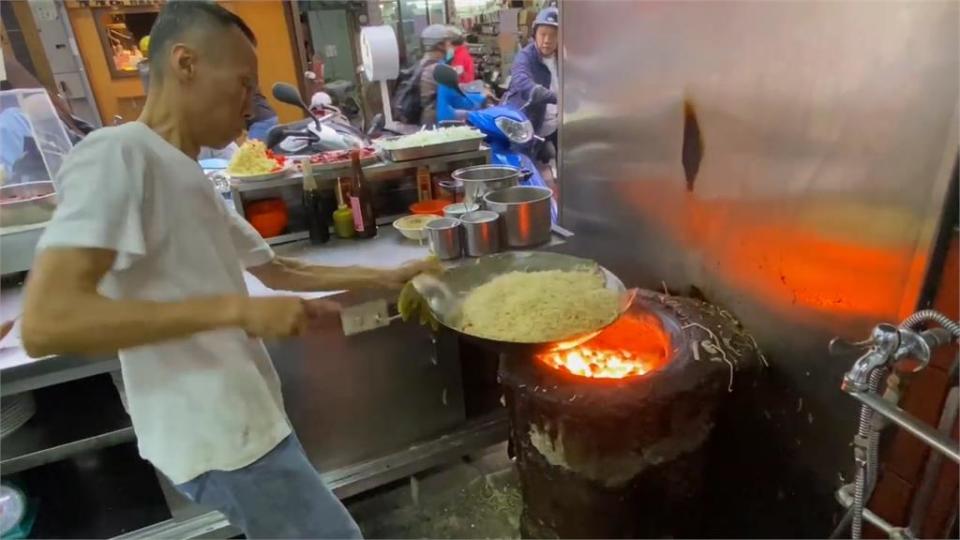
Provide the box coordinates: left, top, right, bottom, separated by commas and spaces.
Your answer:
500, 291, 765, 539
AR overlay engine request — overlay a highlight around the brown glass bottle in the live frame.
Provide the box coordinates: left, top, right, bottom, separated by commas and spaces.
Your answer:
349, 149, 377, 238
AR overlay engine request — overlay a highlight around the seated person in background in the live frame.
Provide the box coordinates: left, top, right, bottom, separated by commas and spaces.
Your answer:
418, 24, 459, 126
0, 106, 32, 181
246, 92, 278, 141
449, 32, 475, 84
503, 7, 559, 153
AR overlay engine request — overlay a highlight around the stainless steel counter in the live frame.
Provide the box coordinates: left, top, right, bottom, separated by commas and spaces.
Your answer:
0, 226, 430, 396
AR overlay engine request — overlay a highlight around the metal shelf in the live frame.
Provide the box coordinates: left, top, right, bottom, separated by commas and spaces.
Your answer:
1, 375, 134, 474
231, 148, 490, 193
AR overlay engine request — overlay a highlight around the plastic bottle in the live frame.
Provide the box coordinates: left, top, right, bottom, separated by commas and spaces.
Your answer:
332, 178, 355, 239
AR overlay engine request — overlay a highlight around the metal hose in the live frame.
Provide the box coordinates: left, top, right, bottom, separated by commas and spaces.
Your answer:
900, 309, 960, 338
851, 368, 886, 539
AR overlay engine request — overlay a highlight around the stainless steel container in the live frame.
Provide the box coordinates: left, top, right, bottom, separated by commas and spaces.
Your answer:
483, 186, 553, 248
460, 210, 501, 257
425, 217, 463, 260
380, 134, 485, 162
452, 165, 523, 208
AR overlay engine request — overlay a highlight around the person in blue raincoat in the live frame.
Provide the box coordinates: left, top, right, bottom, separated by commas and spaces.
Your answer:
503, 7, 559, 151
435, 82, 486, 124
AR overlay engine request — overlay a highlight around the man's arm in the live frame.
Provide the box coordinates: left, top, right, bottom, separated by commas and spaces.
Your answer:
508, 51, 557, 104
21, 248, 311, 358
248, 256, 439, 293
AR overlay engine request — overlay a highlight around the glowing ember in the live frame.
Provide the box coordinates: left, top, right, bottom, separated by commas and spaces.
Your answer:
538, 313, 670, 379
540, 347, 655, 379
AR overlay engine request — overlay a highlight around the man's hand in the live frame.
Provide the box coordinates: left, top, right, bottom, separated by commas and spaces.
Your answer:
303, 298, 341, 330
398, 281, 440, 331
234, 297, 343, 339
381, 258, 443, 289
237, 297, 311, 339
0, 319, 14, 342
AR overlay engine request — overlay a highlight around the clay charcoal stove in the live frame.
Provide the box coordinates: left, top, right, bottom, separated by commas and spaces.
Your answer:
500, 290, 765, 538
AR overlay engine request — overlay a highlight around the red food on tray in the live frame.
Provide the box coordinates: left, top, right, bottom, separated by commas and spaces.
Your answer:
307, 147, 378, 166
265, 149, 286, 168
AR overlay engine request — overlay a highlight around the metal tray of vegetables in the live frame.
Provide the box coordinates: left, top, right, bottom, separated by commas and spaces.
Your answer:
378, 127, 486, 162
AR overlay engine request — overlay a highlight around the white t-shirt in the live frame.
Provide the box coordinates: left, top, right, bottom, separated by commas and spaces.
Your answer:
539, 55, 559, 137
38, 122, 290, 484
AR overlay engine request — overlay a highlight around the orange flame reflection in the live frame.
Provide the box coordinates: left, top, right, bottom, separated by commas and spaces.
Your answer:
538, 313, 670, 379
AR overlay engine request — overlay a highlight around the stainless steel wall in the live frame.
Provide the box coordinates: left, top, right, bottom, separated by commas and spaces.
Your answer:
560, 0, 958, 533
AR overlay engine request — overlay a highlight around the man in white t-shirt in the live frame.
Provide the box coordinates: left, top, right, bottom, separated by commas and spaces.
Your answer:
20, 2, 433, 537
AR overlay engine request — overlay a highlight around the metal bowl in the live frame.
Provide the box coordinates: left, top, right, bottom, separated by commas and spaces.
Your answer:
0, 181, 57, 228
452, 165, 522, 207
411, 251, 636, 355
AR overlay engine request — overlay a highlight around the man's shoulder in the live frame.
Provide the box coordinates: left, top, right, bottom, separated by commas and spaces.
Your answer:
71, 123, 153, 156
516, 43, 539, 61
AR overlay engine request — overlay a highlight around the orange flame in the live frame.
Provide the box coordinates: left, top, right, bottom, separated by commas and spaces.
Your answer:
538, 313, 670, 379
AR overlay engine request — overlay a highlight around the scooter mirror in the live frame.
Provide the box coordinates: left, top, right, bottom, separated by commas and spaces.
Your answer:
272, 82, 321, 130
433, 64, 465, 96
272, 82, 308, 111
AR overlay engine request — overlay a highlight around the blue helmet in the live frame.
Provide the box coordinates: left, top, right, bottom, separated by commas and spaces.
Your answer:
533, 7, 559, 32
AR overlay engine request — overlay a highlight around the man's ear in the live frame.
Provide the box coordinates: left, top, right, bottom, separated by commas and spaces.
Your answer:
168, 43, 197, 81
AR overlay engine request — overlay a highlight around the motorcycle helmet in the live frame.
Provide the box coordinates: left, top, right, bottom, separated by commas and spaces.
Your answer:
421, 24, 458, 51
532, 6, 559, 33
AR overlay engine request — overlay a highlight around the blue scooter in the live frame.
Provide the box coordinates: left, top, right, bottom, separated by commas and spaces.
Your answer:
433, 64, 558, 222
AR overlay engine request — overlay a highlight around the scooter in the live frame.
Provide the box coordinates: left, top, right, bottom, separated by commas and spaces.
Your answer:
433, 64, 558, 222
265, 83, 385, 156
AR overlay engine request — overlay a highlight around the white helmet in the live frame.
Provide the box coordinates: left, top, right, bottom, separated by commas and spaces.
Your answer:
421, 24, 457, 49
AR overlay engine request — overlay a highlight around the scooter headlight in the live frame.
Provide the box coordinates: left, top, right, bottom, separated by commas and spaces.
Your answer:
495, 116, 534, 144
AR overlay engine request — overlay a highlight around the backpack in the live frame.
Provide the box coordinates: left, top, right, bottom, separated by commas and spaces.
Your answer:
392, 61, 426, 124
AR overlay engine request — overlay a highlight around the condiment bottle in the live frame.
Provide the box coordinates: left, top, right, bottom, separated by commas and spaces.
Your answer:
332, 178, 355, 239
301, 159, 330, 244
416, 166, 432, 202
349, 150, 377, 238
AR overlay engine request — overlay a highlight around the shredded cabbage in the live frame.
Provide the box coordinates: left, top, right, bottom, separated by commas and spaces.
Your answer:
380, 126, 482, 150
458, 269, 620, 343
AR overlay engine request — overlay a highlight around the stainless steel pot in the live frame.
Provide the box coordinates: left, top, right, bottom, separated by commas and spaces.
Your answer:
425, 217, 463, 260
452, 165, 529, 208
483, 186, 553, 248
0, 181, 57, 228
460, 210, 501, 257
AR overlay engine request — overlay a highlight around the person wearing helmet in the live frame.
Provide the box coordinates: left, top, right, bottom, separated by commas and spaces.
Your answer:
418, 24, 458, 126
449, 31, 475, 84
504, 7, 559, 144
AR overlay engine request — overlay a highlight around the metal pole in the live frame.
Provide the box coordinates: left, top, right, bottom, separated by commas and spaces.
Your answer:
836, 485, 913, 539
850, 390, 960, 464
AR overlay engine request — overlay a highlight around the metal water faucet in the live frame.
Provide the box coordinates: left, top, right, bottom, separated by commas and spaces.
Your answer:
831, 323, 952, 392
831, 323, 900, 392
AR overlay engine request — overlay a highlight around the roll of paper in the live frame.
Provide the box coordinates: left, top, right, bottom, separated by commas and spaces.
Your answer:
360, 25, 400, 82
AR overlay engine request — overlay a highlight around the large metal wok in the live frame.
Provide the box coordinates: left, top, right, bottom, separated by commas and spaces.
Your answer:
411, 251, 635, 355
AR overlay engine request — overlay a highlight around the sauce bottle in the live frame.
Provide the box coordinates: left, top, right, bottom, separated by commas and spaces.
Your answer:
349, 150, 377, 238
301, 159, 330, 244
332, 178, 355, 239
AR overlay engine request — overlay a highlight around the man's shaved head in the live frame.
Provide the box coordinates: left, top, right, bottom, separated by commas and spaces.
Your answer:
142, 0, 260, 151
148, 0, 256, 81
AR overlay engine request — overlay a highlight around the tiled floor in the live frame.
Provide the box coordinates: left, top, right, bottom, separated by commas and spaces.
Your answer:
347, 443, 521, 539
